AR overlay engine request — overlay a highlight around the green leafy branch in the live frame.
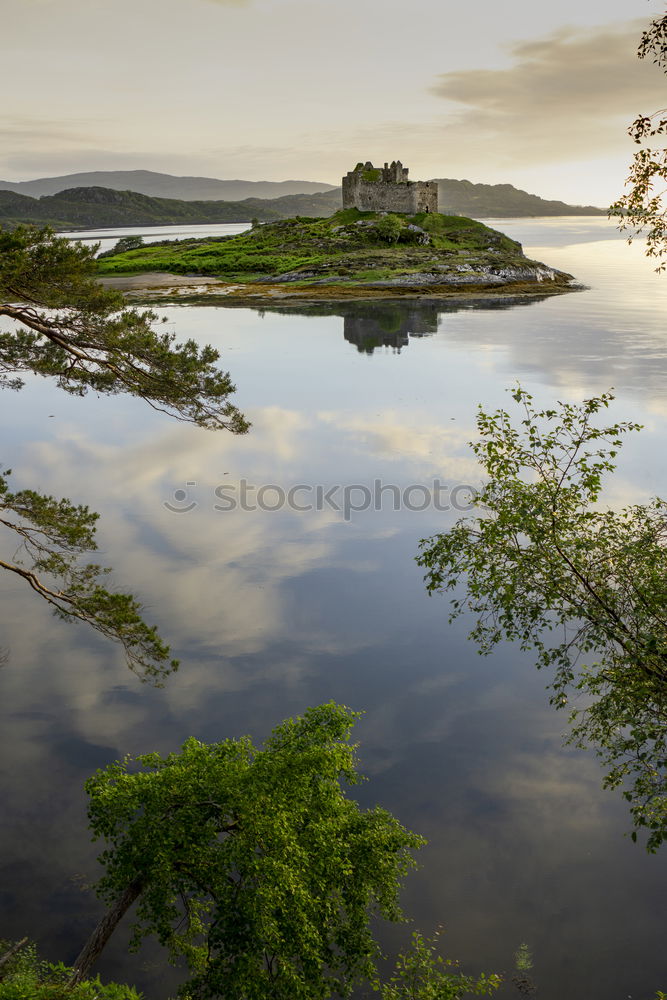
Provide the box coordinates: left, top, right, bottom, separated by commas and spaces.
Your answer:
610, 9, 667, 269
417, 387, 667, 850
70, 704, 425, 999
378, 929, 500, 1000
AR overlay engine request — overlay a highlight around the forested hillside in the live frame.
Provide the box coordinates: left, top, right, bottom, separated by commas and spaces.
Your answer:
0, 186, 342, 229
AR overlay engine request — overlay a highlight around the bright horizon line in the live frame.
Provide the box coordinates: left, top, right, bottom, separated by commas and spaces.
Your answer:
0, 166, 607, 207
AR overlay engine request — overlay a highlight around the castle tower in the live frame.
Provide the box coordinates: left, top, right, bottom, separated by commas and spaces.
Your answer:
342, 160, 437, 213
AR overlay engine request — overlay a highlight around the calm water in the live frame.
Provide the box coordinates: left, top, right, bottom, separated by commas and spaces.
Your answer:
64, 221, 251, 255
2, 218, 667, 998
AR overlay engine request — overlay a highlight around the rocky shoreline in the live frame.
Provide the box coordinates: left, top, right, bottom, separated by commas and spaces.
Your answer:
100, 266, 578, 305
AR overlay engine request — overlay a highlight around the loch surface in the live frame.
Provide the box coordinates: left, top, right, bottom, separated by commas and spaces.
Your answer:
1, 217, 666, 998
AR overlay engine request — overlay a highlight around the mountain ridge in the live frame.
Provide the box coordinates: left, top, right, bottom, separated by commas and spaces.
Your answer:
0, 169, 337, 201
435, 177, 604, 218
0, 186, 343, 230
0, 169, 605, 217
0, 179, 606, 233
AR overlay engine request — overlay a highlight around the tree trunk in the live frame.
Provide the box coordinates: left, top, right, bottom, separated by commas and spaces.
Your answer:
69, 876, 144, 985
0, 937, 28, 970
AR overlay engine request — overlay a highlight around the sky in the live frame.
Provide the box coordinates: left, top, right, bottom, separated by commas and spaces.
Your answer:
2, 0, 665, 204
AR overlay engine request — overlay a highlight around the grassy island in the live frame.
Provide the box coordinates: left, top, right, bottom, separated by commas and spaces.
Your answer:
97, 209, 576, 300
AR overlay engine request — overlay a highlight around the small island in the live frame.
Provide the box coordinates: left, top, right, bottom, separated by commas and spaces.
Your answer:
97, 160, 576, 302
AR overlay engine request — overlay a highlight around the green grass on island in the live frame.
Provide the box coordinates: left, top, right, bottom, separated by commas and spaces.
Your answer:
96, 209, 572, 289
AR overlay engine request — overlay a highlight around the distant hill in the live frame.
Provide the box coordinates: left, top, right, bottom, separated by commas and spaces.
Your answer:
0, 169, 337, 201
0, 176, 606, 233
0, 186, 343, 230
433, 178, 605, 217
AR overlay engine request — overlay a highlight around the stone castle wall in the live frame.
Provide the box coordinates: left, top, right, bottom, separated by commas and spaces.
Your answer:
342, 161, 438, 214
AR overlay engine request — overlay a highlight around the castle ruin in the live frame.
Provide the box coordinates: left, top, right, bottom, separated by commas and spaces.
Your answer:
342, 161, 438, 214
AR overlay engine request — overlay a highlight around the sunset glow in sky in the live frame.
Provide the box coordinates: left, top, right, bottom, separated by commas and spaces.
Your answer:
3, 0, 665, 205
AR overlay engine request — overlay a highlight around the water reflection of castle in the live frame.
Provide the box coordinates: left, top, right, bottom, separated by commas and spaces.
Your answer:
343, 305, 439, 354
219, 294, 558, 355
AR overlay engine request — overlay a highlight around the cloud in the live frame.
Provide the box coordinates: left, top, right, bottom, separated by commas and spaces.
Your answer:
0, 116, 115, 177
0, 117, 100, 147
0, 129, 304, 184
318, 411, 479, 480
429, 20, 659, 165
8, 405, 395, 667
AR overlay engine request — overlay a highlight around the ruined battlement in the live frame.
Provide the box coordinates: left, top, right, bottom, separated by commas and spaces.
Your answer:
342, 160, 438, 214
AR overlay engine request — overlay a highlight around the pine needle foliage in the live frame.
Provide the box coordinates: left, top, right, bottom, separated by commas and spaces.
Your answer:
0, 225, 248, 679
